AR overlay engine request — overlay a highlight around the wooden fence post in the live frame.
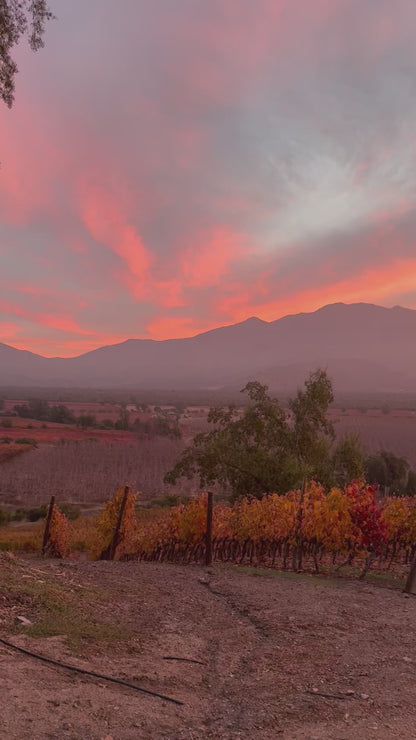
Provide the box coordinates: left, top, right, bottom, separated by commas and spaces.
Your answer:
41, 495, 55, 556
404, 554, 416, 595
205, 491, 213, 567
109, 485, 130, 561
294, 478, 306, 571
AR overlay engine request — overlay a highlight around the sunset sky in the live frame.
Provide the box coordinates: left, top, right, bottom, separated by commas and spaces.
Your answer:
1, 0, 416, 357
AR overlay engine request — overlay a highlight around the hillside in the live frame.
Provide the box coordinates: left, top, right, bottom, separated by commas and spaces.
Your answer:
0, 303, 415, 392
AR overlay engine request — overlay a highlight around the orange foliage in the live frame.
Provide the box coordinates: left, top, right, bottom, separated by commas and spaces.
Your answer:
90, 485, 138, 560
44, 505, 70, 558
381, 496, 416, 547
135, 483, 415, 562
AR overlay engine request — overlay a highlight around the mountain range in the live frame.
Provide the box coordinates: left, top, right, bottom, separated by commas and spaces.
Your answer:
0, 303, 415, 392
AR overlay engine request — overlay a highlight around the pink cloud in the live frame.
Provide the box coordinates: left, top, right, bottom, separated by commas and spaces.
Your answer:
0, 321, 20, 340
219, 257, 416, 325
146, 315, 213, 341
79, 185, 153, 288
1, 1, 416, 356
181, 227, 251, 289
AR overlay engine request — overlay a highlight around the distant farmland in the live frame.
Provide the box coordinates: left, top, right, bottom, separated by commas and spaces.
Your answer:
331, 411, 416, 467
0, 403, 414, 510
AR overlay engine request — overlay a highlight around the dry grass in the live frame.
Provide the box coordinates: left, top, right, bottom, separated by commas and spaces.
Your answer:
0, 554, 133, 652
0, 508, 163, 557
0, 522, 43, 552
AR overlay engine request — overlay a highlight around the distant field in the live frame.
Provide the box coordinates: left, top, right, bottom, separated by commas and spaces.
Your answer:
0, 443, 32, 466
0, 420, 133, 444
331, 412, 416, 467
0, 401, 415, 510
0, 437, 190, 508
182, 408, 416, 466
2, 399, 142, 424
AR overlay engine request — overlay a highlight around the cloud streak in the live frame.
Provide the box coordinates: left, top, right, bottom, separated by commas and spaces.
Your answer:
0, 0, 416, 356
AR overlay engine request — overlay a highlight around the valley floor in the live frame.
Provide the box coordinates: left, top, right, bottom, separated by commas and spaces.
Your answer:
0, 557, 416, 739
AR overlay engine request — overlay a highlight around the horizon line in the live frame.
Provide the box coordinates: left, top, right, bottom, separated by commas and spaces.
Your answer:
0, 300, 412, 360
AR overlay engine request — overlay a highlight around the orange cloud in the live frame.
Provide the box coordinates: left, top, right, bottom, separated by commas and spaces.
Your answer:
0, 299, 90, 337
219, 257, 416, 324
0, 103, 66, 226
0, 322, 20, 340
1, 1, 416, 359
34, 314, 91, 336
80, 185, 153, 289
146, 315, 213, 340
181, 226, 250, 288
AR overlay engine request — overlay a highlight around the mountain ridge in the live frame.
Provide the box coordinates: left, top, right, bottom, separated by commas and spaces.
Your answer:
0, 302, 415, 391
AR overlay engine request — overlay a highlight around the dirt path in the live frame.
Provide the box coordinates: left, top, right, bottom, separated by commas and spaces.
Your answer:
1, 558, 416, 739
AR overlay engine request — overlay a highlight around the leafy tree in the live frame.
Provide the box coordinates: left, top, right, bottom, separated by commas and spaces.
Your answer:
48, 404, 75, 424
0, 0, 52, 107
331, 433, 365, 488
165, 369, 334, 499
76, 413, 96, 430
132, 415, 181, 439
14, 399, 49, 420
13, 399, 75, 424
406, 470, 416, 497
365, 450, 410, 496
288, 368, 334, 478
115, 406, 130, 431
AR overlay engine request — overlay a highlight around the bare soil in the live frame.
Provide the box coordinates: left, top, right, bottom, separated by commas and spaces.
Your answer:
1, 556, 416, 739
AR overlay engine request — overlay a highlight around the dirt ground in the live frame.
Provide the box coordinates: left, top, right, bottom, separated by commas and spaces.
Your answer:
1, 556, 416, 739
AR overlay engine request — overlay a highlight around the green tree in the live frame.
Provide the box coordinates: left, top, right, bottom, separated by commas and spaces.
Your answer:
365, 450, 410, 496
0, 0, 53, 107
115, 406, 130, 431
331, 433, 365, 487
48, 404, 76, 424
288, 368, 334, 475
406, 470, 416, 497
165, 369, 334, 499
76, 414, 96, 430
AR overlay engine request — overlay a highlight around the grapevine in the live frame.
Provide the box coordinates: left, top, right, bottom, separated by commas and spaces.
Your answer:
133, 483, 416, 577
43, 504, 70, 558
90, 485, 138, 560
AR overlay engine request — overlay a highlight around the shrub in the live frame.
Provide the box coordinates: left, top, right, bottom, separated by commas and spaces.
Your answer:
147, 494, 190, 508
11, 508, 26, 521
27, 505, 47, 522
59, 504, 81, 521
15, 438, 38, 446
0, 508, 10, 526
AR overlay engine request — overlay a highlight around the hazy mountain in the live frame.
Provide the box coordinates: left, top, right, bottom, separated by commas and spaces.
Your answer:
0, 303, 415, 392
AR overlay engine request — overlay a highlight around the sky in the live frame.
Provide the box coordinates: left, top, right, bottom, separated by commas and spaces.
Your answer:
1, 0, 416, 357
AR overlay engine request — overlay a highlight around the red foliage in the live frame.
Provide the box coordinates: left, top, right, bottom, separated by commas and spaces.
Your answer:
344, 482, 388, 553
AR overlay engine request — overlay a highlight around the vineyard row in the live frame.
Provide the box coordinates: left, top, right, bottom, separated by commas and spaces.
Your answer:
42, 482, 416, 579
